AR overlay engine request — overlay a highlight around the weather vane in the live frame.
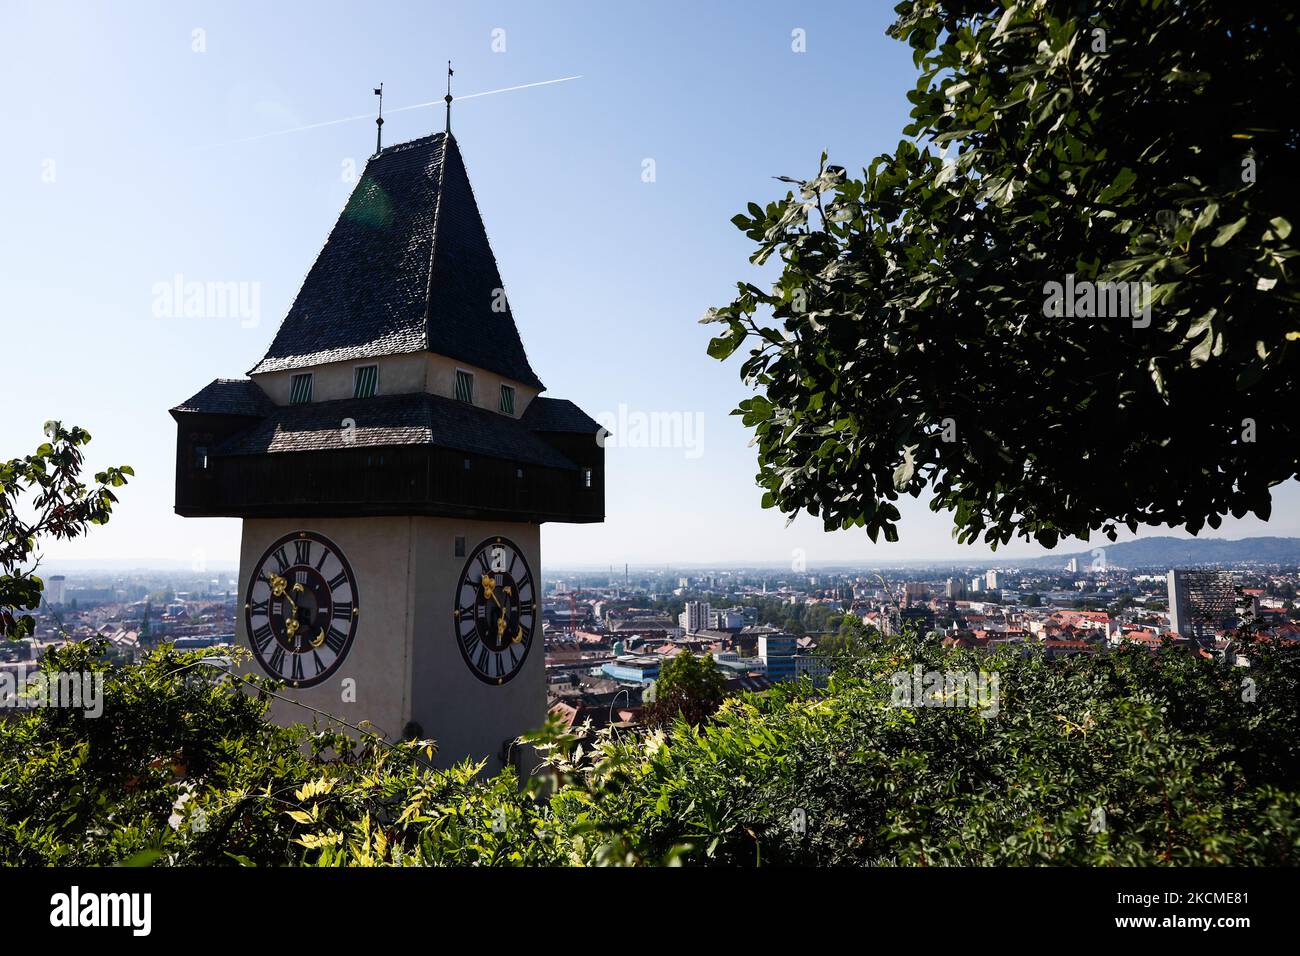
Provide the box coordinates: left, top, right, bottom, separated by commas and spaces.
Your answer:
373, 82, 384, 155
444, 61, 454, 133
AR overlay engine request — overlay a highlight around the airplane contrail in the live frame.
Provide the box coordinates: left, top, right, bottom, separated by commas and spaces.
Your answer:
195, 75, 583, 150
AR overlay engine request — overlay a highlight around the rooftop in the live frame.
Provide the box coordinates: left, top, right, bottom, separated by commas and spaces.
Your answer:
248, 133, 544, 389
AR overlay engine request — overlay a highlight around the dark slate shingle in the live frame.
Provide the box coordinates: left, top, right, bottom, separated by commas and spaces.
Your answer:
521, 397, 604, 434
248, 134, 543, 390
212, 392, 577, 470
170, 379, 273, 417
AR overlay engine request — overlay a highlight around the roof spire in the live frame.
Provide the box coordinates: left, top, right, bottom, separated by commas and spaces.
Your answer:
373, 82, 384, 156
444, 61, 454, 134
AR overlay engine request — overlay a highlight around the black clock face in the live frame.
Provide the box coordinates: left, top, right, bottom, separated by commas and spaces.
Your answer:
455, 536, 535, 685
243, 531, 359, 688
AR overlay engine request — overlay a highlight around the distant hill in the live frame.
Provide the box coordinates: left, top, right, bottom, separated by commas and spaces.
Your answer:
1017, 536, 1300, 570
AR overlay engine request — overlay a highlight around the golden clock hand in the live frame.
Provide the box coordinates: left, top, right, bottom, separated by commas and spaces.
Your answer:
268, 573, 299, 610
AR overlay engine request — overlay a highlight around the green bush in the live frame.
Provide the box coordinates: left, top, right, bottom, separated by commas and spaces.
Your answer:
2, 630, 1297, 866
549, 629, 1300, 865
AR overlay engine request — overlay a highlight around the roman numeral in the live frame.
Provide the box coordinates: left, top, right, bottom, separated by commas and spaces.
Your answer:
332, 601, 353, 621
327, 571, 348, 592
291, 654, 304, 682
325, 626, 348, 654
268, 646, 286, 675
250, 598, 269, 617
476, 646, 489, 674
252, 623, 274, 653
312, 651, 326, 675
273, 547, 290, 573
294, 539, 312, 566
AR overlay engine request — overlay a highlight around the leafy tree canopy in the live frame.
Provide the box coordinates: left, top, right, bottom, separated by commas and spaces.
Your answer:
1, 423, 132, 638
705, 0, 1298, 549
643, 651, 727, 729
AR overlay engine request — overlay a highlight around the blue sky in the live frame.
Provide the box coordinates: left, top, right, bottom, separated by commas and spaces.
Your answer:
2, 0, 1294, 568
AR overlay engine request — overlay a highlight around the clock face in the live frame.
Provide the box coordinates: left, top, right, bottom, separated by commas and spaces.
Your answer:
243, 530, 359, 688
454, 536, 535, 685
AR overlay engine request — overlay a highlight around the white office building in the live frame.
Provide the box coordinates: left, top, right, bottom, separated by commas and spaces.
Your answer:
679, 601, 711, 634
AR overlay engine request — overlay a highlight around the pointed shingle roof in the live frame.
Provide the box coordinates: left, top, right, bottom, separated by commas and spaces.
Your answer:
249, 133, 543, 389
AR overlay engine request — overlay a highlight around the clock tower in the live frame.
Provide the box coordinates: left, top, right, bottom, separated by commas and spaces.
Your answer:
169, 131, 604, 773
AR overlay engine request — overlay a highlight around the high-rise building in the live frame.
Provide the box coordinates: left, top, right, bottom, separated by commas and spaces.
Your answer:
759, 634, 798, 682
45, 575, 66, 606
1066, 558, 1079, 574
945, 577, 965, 599
985, 570, 1000, 590
1167, 569, 1242, 643
679, 601, 711, 634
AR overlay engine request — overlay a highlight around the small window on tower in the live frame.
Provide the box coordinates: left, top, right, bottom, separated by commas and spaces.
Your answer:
354, 364, 378, 398
454, 369, 474, 404
583, 467, 593, 488
193, 445, 209, 470
454, 536, 466, 558
499, 384, 515, 415
289, 373, 313, 404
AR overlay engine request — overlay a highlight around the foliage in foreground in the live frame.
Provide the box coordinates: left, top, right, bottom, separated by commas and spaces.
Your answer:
705, 0, 1299, 548
1, 422, 132, 639
3, 629, 1298, 866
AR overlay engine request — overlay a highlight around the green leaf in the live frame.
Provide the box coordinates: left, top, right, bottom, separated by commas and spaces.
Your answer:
706, 333, 741, 360
1211, 216, 1248, 247
1097, 167, 1137, 203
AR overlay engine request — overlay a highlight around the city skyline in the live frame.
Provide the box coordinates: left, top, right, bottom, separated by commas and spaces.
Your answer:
33, 533, 1300, 576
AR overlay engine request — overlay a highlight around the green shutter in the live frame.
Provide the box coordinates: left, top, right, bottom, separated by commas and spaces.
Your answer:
499, 385, 515, 415
290, 373, 313, 404
354, 365, 378, 398
455, 370, 474, 403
